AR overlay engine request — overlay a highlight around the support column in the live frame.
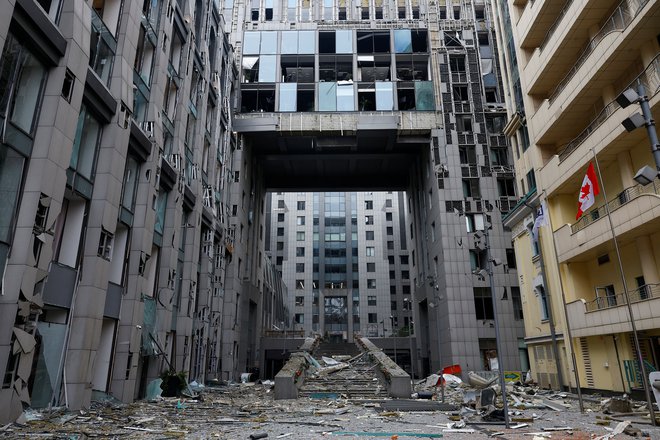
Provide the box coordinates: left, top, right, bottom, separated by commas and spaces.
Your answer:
636, 236, 660, 285
617, 151, 635, 188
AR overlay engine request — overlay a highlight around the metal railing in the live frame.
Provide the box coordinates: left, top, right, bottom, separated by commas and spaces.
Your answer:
548, 0, 649, 103
539, 0, 575, 51
585, 284, 660, 312
571, 176, 660, 234
558, 54, 660, 162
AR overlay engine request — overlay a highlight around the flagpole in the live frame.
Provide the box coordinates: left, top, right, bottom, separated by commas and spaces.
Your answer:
540, 196, 585, 411
534, 198, 584, 411
591, 149, 656, 425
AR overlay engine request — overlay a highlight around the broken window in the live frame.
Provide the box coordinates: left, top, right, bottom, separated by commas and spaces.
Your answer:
474, 287, 494, 320
456, 115, 473, 132
462, 178, 481, 198
357, 31, 390, 53
497, 178, 516, 197
241, 86, 275, 112
320, 55, 353, 81
459, 145, 477, 164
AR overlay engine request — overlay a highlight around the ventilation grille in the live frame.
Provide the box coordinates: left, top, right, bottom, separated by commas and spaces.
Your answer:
580, 337, 595, 388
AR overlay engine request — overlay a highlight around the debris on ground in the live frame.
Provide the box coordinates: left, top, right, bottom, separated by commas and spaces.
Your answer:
5, 351, 660, 439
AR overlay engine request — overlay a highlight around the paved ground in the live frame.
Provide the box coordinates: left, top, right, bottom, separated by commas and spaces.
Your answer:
6, 382, 660, 439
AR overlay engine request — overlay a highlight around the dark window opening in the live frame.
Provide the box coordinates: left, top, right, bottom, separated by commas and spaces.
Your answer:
241, 88, 275, 112
411, 30, 428, 52
398, 87, 415, 110
297, 88, 315, 112
265, 8, 273, 20
319, 31, 336, 53
251, 10, 259, 21
357, 31, 390, 54
338, 8, 346, 20
398, 8, 406, 18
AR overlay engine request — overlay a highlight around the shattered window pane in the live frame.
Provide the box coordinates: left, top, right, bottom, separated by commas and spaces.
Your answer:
394, 29, 412, 53
415, 81, 435, 110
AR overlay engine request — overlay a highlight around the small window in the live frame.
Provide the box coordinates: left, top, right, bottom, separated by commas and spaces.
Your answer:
297, 201, 306, 210
277, 227, 284, 236
367, 279, 376, 289
368, 296, 377, 306
368, 313, 377, 323
296, 279, 305, 289
296, 246, 305, 257
366, 231, 375, 240
297, 216, 305, 225
278, 199, 285, 209
296, 263, 305, 273
506, 249, 517, 269
386, 226, 393, 235
62, 69, 75, 103
294, 313, 304, 324
365, 200, 373, 210
277, 213, 284, 222
98, 228, 114, 260
295, 296, 304, 306
386, 212, 393, 221
366, 246, 375, 256
367, 262, 376, 272
276, 241, 284, 250
296, 231, 305, 241
365, 215, 374, 225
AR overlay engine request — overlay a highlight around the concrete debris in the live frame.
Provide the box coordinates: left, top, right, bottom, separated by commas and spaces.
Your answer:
467, 371, 497, 389
6, 358, 660, 439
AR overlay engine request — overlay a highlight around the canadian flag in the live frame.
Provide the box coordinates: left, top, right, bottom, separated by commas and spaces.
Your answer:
576, 162, 600, 220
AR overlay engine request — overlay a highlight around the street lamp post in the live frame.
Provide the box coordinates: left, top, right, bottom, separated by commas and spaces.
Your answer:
617, 83, 659, 426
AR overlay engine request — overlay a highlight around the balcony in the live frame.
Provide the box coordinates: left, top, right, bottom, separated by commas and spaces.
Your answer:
566, 284, 660, 338
529, 0, 659, 147
517, 0, 570, 50
557, 54, 660, 163
554, 178, 660, 263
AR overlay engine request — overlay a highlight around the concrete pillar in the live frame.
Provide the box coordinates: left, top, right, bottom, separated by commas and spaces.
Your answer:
636, 236, 660, 285
617, 151, 635, 188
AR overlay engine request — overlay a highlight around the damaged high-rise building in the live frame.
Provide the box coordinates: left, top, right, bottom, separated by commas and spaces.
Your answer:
0, 0, 525, 422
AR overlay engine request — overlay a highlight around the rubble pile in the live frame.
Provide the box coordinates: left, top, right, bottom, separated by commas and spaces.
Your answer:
4, 369, 660, 439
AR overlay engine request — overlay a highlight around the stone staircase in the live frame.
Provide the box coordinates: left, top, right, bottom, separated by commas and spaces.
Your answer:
298, 351, 389, 399
314, 340, 361, 358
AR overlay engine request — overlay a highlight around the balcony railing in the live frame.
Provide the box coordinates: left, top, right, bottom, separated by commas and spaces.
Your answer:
585, 283, 660, 312
558, 54, 660, 162
571, 176, 660, 233
548, 0, 650, 103
539, 0, 574, 51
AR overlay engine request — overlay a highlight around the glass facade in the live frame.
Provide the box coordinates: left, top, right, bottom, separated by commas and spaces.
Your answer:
241, 29, 434, 112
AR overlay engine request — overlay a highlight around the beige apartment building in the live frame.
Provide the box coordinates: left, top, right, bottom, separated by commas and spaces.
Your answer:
495, 0, 660, 394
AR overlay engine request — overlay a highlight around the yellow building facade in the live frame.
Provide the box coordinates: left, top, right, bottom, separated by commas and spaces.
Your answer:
494, 0, 660, 393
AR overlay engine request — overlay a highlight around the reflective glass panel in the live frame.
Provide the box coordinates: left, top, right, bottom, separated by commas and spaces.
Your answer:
260, 31, 277, 54
298, 31, 316, 54
337, 82, 354, 111
243, 32, 261, 54
281, 31, 298, 54
319, 82, 337, 111
336, 30, 353, 53
258, 55, 277, 82
279, 83, 297, 111
394, 29, 412, 53
375, 82, 393, 110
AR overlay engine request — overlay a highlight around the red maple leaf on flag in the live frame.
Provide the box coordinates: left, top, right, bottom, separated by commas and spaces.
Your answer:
580, 182, 591, 199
